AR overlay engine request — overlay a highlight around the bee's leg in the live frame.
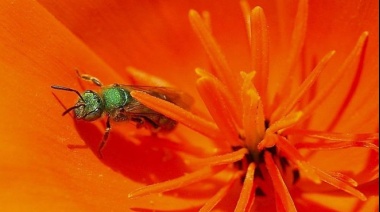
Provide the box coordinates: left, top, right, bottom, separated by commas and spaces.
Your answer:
132, 117, 160, 135
75, 69, 103, 87
98, 116, 111, 158
131, 117, 145, 129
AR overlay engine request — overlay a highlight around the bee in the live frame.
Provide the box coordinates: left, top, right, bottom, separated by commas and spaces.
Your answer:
51, 71, 192, 157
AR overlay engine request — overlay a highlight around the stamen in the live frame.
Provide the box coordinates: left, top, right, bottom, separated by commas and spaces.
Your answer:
267, 111, 303, 134
284, 129, 379, 151
189, 10, 241, 104
243, 89, 263, 150
299, 32, 369, 123
271, 51, 335, 122
200, 171, 241, 212
258, 112, 303, 149
326, 35, 368, 131
276, 137, 321, 183
241, 71, 266, 150
240, 71, 257, 95
272, 0, 308, 103
235, 163, 256, 212
197, 77, 241, 146
128, 165, 227, 198
326, 171, 358, 187
313, 166, 367, 201
264, 152, 297, 212
195, 67, 217, 79
240, 0, 252, 41
298, 47, 317, 117
201, 11, 211, 32
130, 91, 221, 140
196, 68, 242, 127
256, 102, 266, 139
250, 6, 269, 105
189, 148, 248, 168
295, 141, 379, 152
274, 0, 289, 45
274, 192, 286, 212
258, 133, 278, 150
283, 129, 379, 141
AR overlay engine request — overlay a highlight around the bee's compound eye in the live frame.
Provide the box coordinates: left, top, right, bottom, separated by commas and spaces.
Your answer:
74, 90, 104, 121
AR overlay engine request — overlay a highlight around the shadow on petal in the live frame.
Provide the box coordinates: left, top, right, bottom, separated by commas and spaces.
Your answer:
73, 121, 187, 183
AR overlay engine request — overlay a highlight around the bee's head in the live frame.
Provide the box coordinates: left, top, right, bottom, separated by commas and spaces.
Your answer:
51, 85, 104, 121
73, 90, 104, 121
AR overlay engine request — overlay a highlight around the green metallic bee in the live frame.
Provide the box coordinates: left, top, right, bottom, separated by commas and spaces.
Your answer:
52, 71, 192, 157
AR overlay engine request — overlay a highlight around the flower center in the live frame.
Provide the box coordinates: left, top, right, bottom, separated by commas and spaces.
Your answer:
127, 1, 378, 211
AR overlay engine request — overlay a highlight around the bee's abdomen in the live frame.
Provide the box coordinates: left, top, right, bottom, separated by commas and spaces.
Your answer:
144, 115, 177, 132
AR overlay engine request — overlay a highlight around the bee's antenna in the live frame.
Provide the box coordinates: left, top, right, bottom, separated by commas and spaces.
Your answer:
61, 104, 85, 116
51, 85, 85, 102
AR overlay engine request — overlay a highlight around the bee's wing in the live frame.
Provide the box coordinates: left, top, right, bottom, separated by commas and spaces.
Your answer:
120, 85, 194, 110
120, 98, 170, 124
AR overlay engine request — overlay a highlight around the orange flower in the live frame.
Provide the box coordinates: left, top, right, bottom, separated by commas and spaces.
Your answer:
0, 0, 378, 211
